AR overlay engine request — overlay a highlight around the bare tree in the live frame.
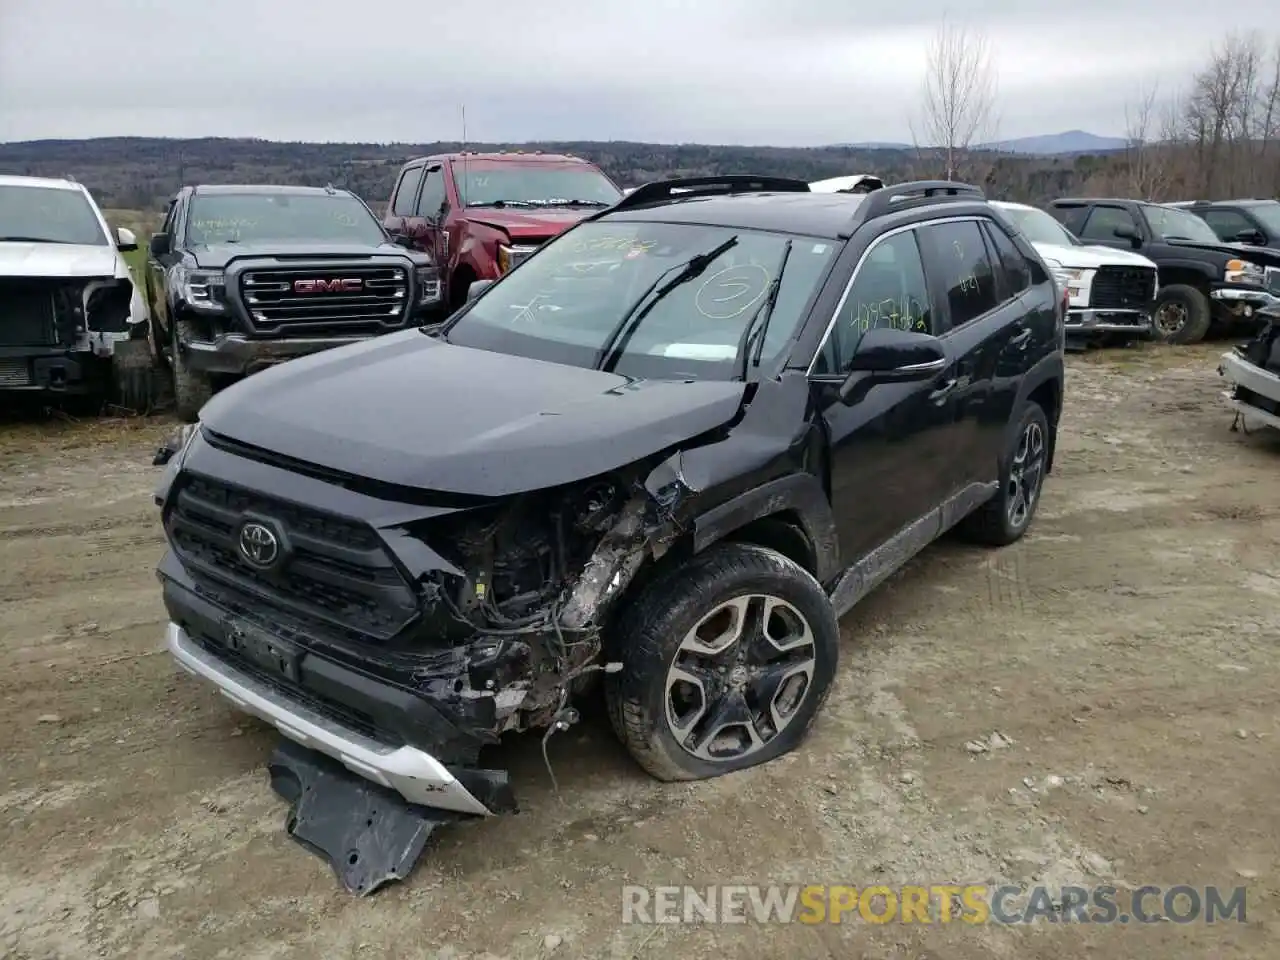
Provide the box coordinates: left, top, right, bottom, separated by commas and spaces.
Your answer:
1121, 83, 1170, 199
911, 17, 1000, 182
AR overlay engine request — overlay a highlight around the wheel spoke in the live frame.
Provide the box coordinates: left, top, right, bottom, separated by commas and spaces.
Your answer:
678, 596, 755, 657
686, 689, 765, 761
760, 597, 813, 654
750, 659, 815, 732
665, 664, 715, 738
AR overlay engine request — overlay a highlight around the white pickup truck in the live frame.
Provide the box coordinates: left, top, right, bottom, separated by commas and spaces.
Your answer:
992, 200, 1159, 346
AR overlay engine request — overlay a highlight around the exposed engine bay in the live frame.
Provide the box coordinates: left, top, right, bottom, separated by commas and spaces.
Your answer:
1221, 306, 1280, 432
0, 275, 134, 350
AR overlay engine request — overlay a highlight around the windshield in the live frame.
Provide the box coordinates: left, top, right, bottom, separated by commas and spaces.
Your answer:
1247, 203, 1280, 236
444, 221, 838, 380
185, 193, 387, 245
457, 164, 623, 207
1142, 204, 1220, 243
0, 184, 108, 245
998, 205, 1077, 247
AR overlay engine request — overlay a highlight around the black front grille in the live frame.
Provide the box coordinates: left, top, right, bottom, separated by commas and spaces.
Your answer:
166, 474, 420, 641
1090, 266, 1155, 310
0, 281, 57, 347
0, 358, 33, 387
238, 264, 409, 336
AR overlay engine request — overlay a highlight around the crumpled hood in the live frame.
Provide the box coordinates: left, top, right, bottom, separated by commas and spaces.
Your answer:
1031, 241, 1157, 270
1240, 304, 1280, 373
198, 329, 747, 497
190, 240, 425, 270
0, 241, 121, 278
462, 208, 593, 240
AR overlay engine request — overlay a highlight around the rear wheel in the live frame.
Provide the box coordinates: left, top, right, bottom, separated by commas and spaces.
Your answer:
171, 318, 213, 423
1152, 284, 1211, 344
605, 543, 839, 782
959, 401, 1049, 546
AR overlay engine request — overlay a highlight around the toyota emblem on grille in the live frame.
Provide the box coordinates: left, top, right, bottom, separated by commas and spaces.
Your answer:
238, 521, 280, 568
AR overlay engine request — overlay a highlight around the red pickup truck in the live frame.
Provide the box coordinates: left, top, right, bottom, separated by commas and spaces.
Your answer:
382, 152, 624, 311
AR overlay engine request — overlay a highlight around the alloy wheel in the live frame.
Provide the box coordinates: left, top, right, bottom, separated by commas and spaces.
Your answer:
664, 594, 817, 762
1006, 420, 1046, 531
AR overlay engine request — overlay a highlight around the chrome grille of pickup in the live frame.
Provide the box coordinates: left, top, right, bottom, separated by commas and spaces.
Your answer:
238, 265, 409, 336
1089, 265, 1156, 310
165, 474, 419, 641
1266, 266, 1280, 296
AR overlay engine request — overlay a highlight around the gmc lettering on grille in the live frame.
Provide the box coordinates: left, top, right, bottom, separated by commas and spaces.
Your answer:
293, 278, 363, 294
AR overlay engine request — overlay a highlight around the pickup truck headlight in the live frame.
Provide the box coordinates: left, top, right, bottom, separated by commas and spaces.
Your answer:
1225, 258, 1266, 285
497, 243, 538, 275
174, 266, 227, 312
414, 266, 441, 304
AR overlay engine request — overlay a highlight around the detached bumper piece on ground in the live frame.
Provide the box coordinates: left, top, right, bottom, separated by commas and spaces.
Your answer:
1220, 305, 1280, 432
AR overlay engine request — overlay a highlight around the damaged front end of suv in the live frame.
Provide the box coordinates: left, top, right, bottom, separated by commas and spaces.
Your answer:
1220, 300, 1280, 432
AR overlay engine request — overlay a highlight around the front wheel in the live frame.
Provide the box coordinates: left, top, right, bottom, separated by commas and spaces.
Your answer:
171, 318, 213, 423
1152, 284, 1211, 344
110, 338, 158, 414
958, 401, 1050, 546
605, 543, 840, 782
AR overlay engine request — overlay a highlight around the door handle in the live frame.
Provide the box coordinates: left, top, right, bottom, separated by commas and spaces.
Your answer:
1009, 328, 1031, 348
928, 377, 958, 403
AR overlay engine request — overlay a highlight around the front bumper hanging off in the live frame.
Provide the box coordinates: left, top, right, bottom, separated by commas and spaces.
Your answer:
1219, 350, 1280, 432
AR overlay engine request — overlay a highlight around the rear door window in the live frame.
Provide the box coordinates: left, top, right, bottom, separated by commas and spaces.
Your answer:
391, 166, 424, 217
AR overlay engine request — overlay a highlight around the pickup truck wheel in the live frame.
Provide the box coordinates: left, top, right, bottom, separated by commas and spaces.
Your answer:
958, 401, 1049, 547
110, 339, 157, 414
1152, 285, 1211, 344
605, 542, 839, 782
171, 319, 213, 423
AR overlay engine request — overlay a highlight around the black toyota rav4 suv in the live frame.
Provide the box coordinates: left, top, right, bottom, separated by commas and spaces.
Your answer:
157, 177, 1065, 833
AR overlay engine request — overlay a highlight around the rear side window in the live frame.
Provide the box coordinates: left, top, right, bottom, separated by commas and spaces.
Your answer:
919, 220, 999, 329
391, 166, 424, 216
1079, 205, 1137, 242
982, 220, 1031, 297
416, 168, 445, 217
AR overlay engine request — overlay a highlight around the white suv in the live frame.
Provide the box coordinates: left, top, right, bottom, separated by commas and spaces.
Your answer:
0, 174, 153, 406
992, 200, 1159, 345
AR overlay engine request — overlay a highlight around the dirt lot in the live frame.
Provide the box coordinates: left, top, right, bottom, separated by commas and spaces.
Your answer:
1, 343, 1277, 960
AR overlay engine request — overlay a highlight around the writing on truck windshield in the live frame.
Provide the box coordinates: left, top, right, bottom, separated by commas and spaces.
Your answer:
185, 193, 386, 245
1142, 205, 1220, 244
444, 221, 837, 381
457, 165, 622, 207
0, 185, 108, 246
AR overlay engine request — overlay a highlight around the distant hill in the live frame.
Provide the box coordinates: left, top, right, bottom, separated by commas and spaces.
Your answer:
982, 130, 1130, 156
0, 135, 1127, 212
837, 130, 1129, 157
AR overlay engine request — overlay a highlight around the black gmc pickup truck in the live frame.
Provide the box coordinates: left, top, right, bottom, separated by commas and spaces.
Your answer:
145, 184, 441, 420
1049, 197, 1280, 343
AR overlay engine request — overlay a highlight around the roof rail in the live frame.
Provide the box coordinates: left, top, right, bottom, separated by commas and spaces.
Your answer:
607, 174, 811, 213
857, 180, 984, 224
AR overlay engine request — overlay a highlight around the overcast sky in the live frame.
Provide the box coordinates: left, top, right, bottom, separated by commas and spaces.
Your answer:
0, 1, 1274, 146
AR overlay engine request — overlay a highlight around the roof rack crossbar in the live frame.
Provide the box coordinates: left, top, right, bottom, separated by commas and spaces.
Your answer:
857, 179, 984, 224
606, 174, 811, 213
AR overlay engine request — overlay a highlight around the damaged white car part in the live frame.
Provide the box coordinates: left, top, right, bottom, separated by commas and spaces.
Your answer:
0, 175, 152, 406
1220, 300, 1280, 433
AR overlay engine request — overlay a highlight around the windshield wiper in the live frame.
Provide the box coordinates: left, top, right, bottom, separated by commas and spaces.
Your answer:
595, 235, 739, 372
468, 200, 539, 209
735, 240, 792, 381
532, 199, 611, 207
0, 235, 72, 243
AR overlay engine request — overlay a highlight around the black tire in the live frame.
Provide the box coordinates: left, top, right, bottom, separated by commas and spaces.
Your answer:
1152, 284, 1211, 345
959, 400, 1050, 547
110, 338, 158, 414
604, 542, 840, 782
171, 318, 213, 423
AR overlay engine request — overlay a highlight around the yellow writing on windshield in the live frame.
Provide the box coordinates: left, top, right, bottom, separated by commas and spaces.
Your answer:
852, 297, 929, 334
695, 264, 770, 320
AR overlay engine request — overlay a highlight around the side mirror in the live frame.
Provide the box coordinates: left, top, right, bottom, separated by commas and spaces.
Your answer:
1112, 225, 1142, 248
837, 328, 947, 405
149, 233, 170, 258
1234, 229, 1266, 245
391, 233, 416, 249
466, 279, 495, 303
115, 227, 138, 252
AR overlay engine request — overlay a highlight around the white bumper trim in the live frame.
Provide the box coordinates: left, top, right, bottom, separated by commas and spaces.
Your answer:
166, 622, 493, 816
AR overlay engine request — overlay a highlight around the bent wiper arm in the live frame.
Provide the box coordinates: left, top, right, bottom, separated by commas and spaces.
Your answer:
595, 235, 739, 372
736, 240, 792, 381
